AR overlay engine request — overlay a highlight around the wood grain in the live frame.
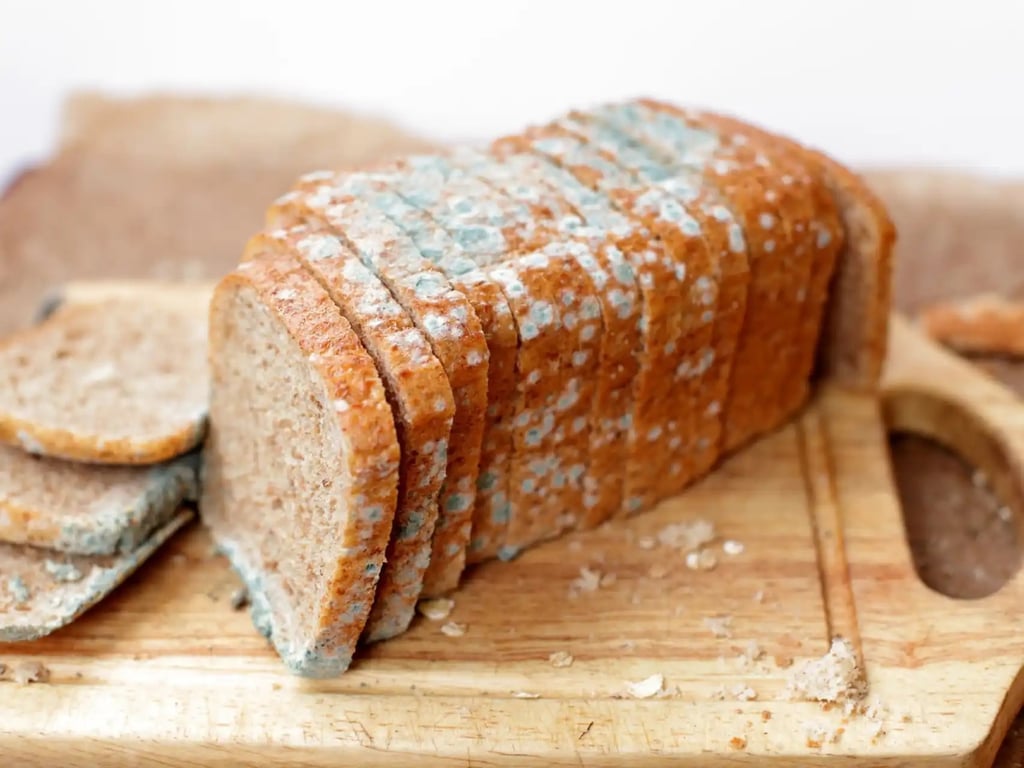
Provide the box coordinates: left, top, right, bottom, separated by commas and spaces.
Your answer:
1, 316, 1022, 765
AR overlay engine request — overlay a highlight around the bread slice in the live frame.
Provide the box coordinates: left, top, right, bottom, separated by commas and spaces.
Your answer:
34, 279, 214, 324
597, 101, 829, 454
653, 105, 843, 439
700, 113, 894, 390
0, 297, 208, 464
0, 444, 198, 554
500, 127, 730, 512
0, 509, 192, 642
394, 153, 600, 552
486, 149, 645, 528
247, 226, 455, 643
540, 113, 746, 501
470, 151, 634, 530
267, 170, 494, 593
201, 255, 400, 676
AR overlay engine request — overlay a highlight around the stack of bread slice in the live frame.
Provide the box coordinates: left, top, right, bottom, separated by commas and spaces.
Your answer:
202, 99, 896, 677
0, 283, 210, 641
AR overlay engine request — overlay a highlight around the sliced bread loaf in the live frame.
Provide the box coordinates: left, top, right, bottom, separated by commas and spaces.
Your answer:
201, 254, 400, 676
0, 509, 192, 642
249, 226, 455, 643
0, 445, 198, 554
0, 297, 208, 465
268, 171, 495, 595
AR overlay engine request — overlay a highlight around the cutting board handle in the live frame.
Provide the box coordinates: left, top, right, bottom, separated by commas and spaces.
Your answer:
883, 314, 1024, 540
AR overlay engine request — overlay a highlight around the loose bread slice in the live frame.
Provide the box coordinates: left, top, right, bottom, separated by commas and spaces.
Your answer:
202, 255, 399, 676
0, 298, 208, 465
268, 171, 495, 594
683, 108, 892, 389
0, 445, 198, 554
0, 509, 192, 642
245, 228, 454, 643
34, 279, 215, 324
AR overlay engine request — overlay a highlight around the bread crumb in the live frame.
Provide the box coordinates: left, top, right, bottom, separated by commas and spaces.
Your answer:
785, 637, 866, 704
761, 709, 772, 722
703, 615, 732, 638
971, 469, 988, 488
11, 661, 49, 684
753, 589, 765, 603
417, 597, 455, 621
440, 621, 466, 637
599, 572, 617, 588
567, 539, 583, 552
229, 588, 250, 611
729, 736, 746, 750
732, 685, 758, 701
710, 685, 728, 701
625, 673, 665, 699
569, 566, 603, 597
637, 536, 656, 550
775, 655, 794, 669
737, 640, 765, 668
512, 691, 540, 699
548, 650, 574, 668
658, 519, 716, 551
723, 539, 744, 556
647, 563, 670, 579
998, 505, 1013, 522
685, 549, 718, 571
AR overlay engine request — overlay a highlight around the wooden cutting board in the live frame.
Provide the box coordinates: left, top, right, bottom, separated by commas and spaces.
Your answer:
1, 316, 1022, 767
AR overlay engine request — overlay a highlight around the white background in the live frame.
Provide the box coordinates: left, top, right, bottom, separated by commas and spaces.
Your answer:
1, 0, 1023, 183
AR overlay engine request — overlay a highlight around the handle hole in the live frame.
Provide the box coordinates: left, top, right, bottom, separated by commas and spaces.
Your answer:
889, 432, 1020, 599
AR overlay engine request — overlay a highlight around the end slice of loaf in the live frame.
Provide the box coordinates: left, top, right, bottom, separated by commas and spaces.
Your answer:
252, 226, 455, 643
201, 255, 399, 677
0, 509, 193, 642
0, 297, 209, 465
0, 444, 198, 554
